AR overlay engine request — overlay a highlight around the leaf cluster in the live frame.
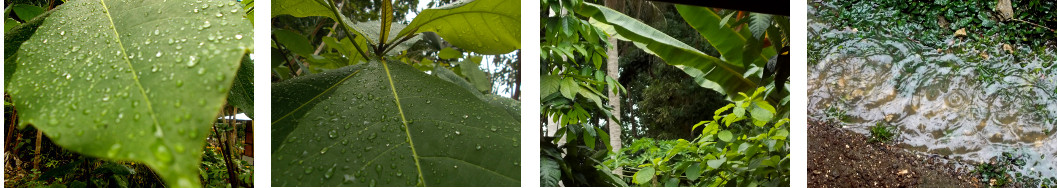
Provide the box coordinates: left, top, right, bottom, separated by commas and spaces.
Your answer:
607, 87, 790, 187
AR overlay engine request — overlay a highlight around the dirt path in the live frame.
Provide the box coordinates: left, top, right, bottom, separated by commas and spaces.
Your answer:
808, 120, 984, 187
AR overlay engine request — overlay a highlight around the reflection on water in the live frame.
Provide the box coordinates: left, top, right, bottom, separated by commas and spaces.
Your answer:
808, 2, 1057, 178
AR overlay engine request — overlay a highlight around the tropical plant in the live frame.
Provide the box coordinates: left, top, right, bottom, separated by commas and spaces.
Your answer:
607, 87, 790, 187
3, 0, 254, 187
269, 0, 522, 186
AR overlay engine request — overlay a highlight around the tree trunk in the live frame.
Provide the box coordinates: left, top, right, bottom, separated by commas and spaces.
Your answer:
604, 0, 623, 176
33, 130, 42, 170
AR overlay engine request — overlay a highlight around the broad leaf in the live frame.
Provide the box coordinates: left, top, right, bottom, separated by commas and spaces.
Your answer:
271, 61, 520, 186
541, 156, 561, 187
677, 5, 775, 69
228, 56, 254, 117
271, 0, 333, 19
633, 166, 655, 184
6, 0, 252, 187
685, 163, 702, 181
718, 130, 733, 142
577, 3, 757, 99
396, 0, 520, 55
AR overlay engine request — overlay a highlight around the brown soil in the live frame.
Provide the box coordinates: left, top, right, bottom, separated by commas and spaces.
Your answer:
808, 120, 985, 188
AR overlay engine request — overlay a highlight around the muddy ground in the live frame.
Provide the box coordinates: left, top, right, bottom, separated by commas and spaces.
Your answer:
808, 120, 987, 188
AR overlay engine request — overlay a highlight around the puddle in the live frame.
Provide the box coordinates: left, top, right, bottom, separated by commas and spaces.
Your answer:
808, 2, 1057, 179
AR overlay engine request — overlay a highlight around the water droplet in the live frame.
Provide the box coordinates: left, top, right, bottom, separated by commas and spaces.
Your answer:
475, 145, 482, 150
60, 31, 65, 36
320, 147, 328, 154
328, 130, 338, 138
153, 29, 160, 35
154, 142, 173, 164
156, 51, 163, 57
325, 164, 336, 179
343, 174, 356, 184
193, 8, 199, 13
107, 144, 122, 157
235, 34, 243, 39
462, 114, 468, 119
215, 12, 223, 17
455, 131, 461, 135
305, 166, 314, 174
187, 56, 198, 67
426, 100, 431, 104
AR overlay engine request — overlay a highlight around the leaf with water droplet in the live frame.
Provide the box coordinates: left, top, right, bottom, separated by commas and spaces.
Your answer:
7, 0, 253, 187
272, 60, 519, 186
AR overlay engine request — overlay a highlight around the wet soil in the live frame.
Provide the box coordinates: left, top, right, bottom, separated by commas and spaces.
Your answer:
808, 120, 985, 188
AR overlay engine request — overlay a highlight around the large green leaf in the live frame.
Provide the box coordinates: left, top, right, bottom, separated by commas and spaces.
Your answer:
677, 5, 774, 69
228, 56, 254, 117
5, 0, 252, 187
271, 60, 520, 186
577, 3, 757, 99
271, 0, 333, 19
396, 0, 520, 55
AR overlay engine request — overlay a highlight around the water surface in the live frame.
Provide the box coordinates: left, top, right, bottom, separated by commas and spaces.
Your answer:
808, 2, 1057, 178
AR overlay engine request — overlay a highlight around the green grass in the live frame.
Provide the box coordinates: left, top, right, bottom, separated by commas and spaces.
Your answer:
868, 121, 898, 143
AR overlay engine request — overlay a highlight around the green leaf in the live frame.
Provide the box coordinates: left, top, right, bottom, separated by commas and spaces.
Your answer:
6, 0, 253, 187
271, 61, 520, 186
396, 0, 520, 55
271, 0, 333, 19
633, 166, 656, 184
541, 156, 561, 187
431, 65, 484, 99
12, 4, 45, 21
677, 5, 773, 69
438, 47, 463, 59
749, 100, 776, 122
380, 0, 394, 44
274, 29, 315, 56
685, 163, 702, 181
707, 158, 726, 169
583, 126, 596, 149
577, 3, 757, 99
540, 75, 560, 99
748, 13, 772, 40
6, 18, 23, 32
559, 77, 578, 100
227, 56, 255, 117
718, 130, 733, 142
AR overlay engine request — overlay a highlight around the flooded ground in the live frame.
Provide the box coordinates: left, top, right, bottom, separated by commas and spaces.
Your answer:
808, 2, 1057, 180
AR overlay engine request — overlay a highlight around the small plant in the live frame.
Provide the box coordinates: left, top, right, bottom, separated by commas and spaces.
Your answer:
868, 121, 898, 143
823, 105, 848, 126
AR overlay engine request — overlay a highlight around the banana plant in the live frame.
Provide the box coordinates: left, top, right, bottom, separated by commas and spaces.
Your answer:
270, 0, 522, 186
577, 3, 789, 104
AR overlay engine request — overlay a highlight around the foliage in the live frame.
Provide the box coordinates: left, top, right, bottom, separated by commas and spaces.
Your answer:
3, 0, 253, 187
577, 3, 789, 102
867, 121, 898, 143
827, 0, 1056, 48
270, 0, 522, 186
973, 150, 1057, 187
607, 87, 790, 187
200, 145, 253, 187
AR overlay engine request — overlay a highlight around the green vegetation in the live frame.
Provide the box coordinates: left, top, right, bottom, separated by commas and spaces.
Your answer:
973, 151, 1056, 187
540, 0, 789, 186
270, 0, 521, 186
867, 121, 898, 143
4, 0, 254, 187
607, 88, 789, 186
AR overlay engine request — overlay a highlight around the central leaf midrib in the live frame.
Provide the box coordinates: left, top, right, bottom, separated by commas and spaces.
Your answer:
380, 60, 427, 186
97, 0, 164, 138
